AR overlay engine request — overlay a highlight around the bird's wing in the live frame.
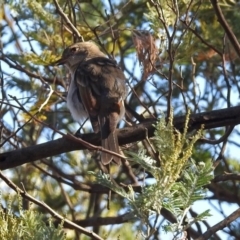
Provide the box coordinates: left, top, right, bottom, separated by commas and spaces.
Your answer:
74, 57, 127, 130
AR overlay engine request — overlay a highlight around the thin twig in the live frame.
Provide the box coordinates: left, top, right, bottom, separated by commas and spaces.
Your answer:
10, 94, 126, 160
210, 0, 240, 58
199, 126, 234, 144
0, 170, 103, 240
53, 0, 84, 42
195, 208, 240, 240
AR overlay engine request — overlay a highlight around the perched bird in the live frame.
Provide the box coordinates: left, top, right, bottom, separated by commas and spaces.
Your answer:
55, 42, 128, 165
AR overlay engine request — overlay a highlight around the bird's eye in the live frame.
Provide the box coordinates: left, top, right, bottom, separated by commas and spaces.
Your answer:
70, 47, 78, 53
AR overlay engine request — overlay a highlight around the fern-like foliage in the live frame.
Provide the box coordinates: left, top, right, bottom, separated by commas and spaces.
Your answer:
90, 109, 213, 238
0, 194, 66, 240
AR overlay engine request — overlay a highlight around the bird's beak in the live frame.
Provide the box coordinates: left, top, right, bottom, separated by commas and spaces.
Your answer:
51, 57, 67, 66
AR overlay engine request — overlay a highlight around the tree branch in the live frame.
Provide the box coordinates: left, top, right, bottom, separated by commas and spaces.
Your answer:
53, 0, 84, 42
1, 106, 240, 170
195, 208, 240, 240
213, 173, 240, 182
210, 0, 240, 58
0, 171, 103, 240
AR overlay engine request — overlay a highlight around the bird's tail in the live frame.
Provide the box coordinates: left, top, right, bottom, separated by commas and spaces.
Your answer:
100, 117, 121, 165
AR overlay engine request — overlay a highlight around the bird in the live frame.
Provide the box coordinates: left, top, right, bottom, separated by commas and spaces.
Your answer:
55, 42, 128, 165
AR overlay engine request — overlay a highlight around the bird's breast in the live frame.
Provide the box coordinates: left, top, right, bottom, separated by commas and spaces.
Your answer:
67, 79, 88, 122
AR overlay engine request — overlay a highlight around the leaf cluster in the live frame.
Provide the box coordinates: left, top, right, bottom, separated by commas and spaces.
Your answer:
0, 194, 66, 240
91, 110, 213, 238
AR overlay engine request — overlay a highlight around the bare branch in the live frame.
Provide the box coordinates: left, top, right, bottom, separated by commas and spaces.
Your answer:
0, 170, 104, 240
53, 0, 84, 42
210, 0, 240, 58
1, 106, 240, 170
213, 173, 240, 182
196, 208, 240, 240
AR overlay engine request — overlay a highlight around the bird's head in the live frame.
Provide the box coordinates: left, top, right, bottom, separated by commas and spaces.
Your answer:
53, 42, 105, 71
